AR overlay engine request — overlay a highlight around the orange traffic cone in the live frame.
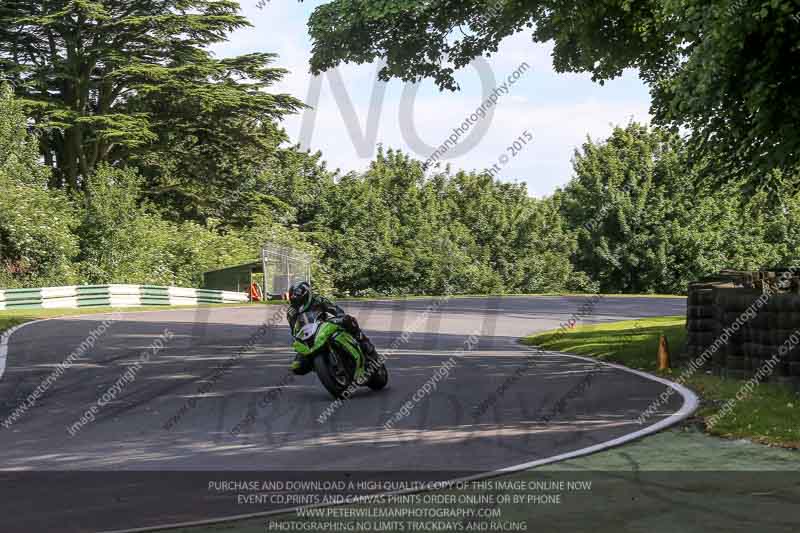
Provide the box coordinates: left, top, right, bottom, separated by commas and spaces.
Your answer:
657, 334, 670, 371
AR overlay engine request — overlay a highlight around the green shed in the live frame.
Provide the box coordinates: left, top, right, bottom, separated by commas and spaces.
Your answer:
202, 261, 262, 294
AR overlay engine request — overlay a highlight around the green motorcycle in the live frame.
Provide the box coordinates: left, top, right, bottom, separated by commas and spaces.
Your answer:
292, 310, 389, 399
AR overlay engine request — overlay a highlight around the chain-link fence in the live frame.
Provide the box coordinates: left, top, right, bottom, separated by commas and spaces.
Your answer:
261, 244, 311, 298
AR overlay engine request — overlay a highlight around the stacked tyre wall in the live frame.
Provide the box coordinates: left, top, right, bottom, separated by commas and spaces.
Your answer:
685, 270, 800, 388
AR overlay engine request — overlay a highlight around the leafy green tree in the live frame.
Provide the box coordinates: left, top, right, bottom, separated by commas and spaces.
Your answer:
313, 171, 397, 295
512, 194, 594, 293
561, 123, 800, 294
76, 165, 241, 285
77, 165, 166, 283
0, 0, 302, 192
0, 85, 79, 287
129, 54, 304, 222
562, 123, 702, 293
310, 147, 586, 296
75, 163, 331, 288
301, 0, 800, 191
253, 147, 337, 230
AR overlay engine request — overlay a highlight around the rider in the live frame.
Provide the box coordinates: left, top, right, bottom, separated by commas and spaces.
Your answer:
287, 281, 380, 375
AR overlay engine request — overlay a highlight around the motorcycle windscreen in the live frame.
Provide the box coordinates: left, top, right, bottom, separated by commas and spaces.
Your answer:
293, 311, 320, 342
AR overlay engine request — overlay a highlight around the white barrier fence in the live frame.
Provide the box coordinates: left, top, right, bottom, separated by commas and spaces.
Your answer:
0, 285, 249, 311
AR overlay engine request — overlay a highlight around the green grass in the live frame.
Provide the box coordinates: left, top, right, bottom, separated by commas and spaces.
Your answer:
523, 317, 800, 448
523, 316, 686, 372
689, 374, 800, 447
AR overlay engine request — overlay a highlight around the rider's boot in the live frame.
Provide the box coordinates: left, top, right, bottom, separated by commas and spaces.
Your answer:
341, 315, 380, 365
358, 334, 380, 365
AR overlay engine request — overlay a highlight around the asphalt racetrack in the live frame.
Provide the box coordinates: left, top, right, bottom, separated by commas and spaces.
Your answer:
0, 296, 691, 532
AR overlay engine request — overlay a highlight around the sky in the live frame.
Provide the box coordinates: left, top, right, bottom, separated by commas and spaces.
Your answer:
214, 1, 653, 197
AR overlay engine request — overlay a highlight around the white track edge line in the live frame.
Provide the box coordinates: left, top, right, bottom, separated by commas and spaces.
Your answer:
0, 318, 59, 383
99, 340, 699, 533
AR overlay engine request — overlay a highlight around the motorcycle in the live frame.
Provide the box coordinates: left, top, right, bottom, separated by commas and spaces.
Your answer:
291, 310, 389, 399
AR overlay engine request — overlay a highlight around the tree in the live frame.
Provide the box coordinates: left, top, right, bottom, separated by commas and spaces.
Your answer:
0, 0, 302, 192
301, 0, 800, 191
75, 164, 313, 287
0, 85, 79, 287
309, 147, 587, 296
561, 123, 690, 293
127, 53, 305, 222
560, 122, 800, 294
253, 147, 337, 230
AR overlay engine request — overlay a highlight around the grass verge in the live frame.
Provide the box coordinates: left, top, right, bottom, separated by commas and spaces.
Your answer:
522, 317, 800, 448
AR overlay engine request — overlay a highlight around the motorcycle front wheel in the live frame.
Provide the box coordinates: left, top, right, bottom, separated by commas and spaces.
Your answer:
365, 364, 389, 391
314, 348, 356, 399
